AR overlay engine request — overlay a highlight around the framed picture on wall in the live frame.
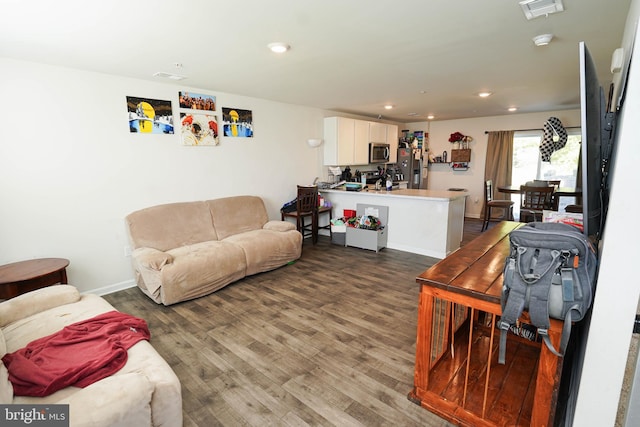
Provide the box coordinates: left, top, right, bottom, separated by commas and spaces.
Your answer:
180, 113, 219, 146
126, 96, 174, 134
222, 107, 253, 137
178, 91, 216, 111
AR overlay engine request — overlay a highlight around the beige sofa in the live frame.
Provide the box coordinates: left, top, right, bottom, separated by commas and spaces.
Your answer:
125, 195, 302, 305
0, 285, 182, 427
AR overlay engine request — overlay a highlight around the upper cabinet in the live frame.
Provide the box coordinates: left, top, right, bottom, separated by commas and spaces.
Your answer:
387, 124, 398, 163
354, 120, 369, 165
369, 122, 387, 143
323, 117, 355, 166
323, 117, 398, 166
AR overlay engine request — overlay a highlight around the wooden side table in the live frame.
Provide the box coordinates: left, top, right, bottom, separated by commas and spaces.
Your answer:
409, 221, 564, 427
0, 258, 70, 299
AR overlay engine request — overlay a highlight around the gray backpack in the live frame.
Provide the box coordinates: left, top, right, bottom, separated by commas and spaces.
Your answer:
499, 222, 598, 364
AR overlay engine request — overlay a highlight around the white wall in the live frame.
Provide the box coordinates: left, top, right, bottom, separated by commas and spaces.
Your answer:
407, 110, 581, 218
0, 58, 328, 294
574, 0, 640, 424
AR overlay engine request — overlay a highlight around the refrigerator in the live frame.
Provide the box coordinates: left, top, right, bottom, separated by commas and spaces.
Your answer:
397, 147, 428, 189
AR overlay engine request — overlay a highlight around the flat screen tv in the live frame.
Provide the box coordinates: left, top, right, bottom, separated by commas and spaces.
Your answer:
579, 41, 617, 245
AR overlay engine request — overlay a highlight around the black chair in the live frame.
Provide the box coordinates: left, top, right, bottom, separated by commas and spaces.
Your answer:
281, 185, 332, 244
565, 204, 583, 213
482, 180, 514, 231
519, 185, 555, 222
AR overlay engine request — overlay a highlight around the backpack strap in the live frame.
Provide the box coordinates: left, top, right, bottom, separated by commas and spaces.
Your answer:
499, 248, 561, 364
538, 305, 579, 358
536, 252, 577, 357
499, 255, 527, 364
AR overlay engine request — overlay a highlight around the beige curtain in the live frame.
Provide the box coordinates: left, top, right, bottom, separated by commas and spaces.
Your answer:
482, 131, 515, 217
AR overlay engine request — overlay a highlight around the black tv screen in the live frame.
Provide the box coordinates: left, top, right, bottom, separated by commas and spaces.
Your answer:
579, 41, 608, 242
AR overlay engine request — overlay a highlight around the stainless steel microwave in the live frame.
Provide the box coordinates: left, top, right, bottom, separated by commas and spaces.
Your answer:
369, 143, 390, 163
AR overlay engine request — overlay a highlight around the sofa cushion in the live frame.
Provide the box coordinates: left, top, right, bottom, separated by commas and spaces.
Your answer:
162, 240, 247, 304
126, 201, 218, 251
223, 229, 302, 276
208, 196, 269, 240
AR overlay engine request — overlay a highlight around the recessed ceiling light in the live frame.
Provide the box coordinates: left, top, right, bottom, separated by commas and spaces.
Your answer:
478, 92, 492, 98
508, 107, 518, 112
427, 115, 435, 120
268, 42, 290, 53
407, 112, 418, 116
153, 71, 186, 81
384, 104, 394, 110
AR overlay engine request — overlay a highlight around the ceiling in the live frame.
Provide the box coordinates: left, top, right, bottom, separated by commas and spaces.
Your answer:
0, 0, 631, 123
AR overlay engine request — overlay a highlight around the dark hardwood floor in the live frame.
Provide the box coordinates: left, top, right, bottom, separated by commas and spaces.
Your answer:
104, 219, 489, 426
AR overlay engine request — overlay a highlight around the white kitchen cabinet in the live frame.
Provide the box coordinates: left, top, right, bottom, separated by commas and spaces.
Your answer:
387, 124, 398, 163
369, 122, 387, 143
323, 117, 355, 165
324, 117, 397, 166
354, 120, 369, 164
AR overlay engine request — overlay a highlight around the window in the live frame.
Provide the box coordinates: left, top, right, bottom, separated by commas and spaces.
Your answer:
511, 129, 581, 215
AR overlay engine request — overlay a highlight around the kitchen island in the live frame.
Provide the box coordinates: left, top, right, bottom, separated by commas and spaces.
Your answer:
320, 188, 468, 258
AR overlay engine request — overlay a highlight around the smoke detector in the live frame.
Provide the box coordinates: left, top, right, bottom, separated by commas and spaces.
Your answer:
519, 0, 564, 20
533, 34, 554, 46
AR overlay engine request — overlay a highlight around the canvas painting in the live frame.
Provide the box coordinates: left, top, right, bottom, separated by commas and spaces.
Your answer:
126, 96, 173, 134
222, 107, 253, 137
179, 91, 216, 111
180, 113, 219, 146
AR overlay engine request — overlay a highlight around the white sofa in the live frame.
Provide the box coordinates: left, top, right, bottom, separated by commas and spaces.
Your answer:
125, 195, 302, 305
0, 285, 182, 427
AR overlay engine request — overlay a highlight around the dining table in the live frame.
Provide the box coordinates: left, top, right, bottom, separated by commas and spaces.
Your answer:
497, 184, 582, 216
497, 184, 582, 197
497, 185, 582, 210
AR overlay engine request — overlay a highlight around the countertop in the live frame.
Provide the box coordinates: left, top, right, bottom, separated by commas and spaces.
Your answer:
320, 187, 469, 201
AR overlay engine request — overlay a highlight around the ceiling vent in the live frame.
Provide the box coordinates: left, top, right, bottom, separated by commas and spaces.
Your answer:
519, 0, 564, 20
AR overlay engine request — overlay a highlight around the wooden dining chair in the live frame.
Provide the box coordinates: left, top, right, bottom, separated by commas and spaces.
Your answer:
533, 180, 561, 209
482, 180, 514, 231
519, 185, 556, 222
281, 185, 332, 244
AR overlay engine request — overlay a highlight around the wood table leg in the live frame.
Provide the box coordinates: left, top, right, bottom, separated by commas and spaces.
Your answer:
531, 319, 564, 427
409, 286, 434, 401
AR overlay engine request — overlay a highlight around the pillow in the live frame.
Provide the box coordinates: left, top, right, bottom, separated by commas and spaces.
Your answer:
0, 285, 80, 328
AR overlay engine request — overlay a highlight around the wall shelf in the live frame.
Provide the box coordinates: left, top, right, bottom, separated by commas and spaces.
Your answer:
451, 149, 471, 162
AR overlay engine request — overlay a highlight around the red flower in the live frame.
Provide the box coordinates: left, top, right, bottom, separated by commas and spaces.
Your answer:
449, 131, 465, 143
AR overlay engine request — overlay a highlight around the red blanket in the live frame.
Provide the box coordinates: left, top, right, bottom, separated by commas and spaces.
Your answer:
2, 310, 150, 397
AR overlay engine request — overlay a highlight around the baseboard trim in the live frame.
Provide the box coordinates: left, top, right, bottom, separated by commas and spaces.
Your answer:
83, 279, 137, 296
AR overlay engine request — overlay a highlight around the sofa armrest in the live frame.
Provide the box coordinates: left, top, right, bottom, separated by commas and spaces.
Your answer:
0, 285, 80, 328
263, 220, 296, 232
133, 247, 174, 270
57, 372, 155, 427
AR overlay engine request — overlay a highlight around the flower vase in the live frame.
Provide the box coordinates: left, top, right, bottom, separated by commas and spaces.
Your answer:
453, 142, 460, 150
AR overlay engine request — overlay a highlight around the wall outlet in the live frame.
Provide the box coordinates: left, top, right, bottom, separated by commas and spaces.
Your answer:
124, 246, 132, 257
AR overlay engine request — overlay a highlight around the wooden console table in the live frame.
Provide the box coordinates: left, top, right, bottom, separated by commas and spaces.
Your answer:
0, 258, 69, 299
409, 221, 563, 427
